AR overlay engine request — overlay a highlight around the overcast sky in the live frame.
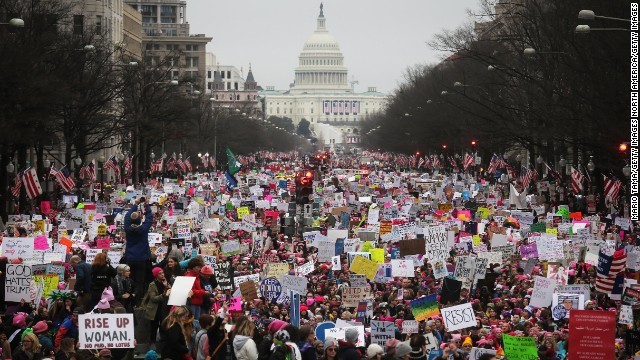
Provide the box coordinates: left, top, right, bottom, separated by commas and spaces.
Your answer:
187, 0, 480, 94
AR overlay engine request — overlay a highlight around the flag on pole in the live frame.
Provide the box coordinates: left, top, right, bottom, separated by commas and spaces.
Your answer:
22, 167, 43, 199
11, 170, 23, 198
520, 166, 533, 189
176, 158, 186, 172
603, 175, 622, 203
571, 167, 583, 194
488, 154, 499, 174
80, 160, 96, 182
595, 248, 626, 294
184, 157, 192, 172
151, 159, 163, 173
103, 156, 120, 181
52, 165, 76, 192
417, 157, 425, 169
123, 154, 133, 178
463, 153, 475, 170
165, 156, 176, 172
226, 148, 241, 175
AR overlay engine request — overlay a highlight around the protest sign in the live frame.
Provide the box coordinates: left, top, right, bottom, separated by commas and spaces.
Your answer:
519, 243, 539, 259
530, 276, 556, 308
280, 275, 308, 295
213, 262, 233, 290
468, 348, 496, 360
1, 237, 35, 261
398, 238, 426, 257
341, 287, 371, 307
391, 259, 414, 277
296, 261, 315, 276
440, 302, 476, 331
221, 240, 241, 255
78, 313, 135, 349
325, 326, 365, 347
260, 277, 283, 302
240, 280, 258, 300
349, 256, 379, 280
175, 221, 191, 239
32, 274, 59, 298
424, 226, 448, 260
350, 274, 367, 288
5, 264, 32, 302
502, 335, 538, 360
569, 311, 615, 360
454, 256, 474, 281
167, 276, 196, 305
370, 321, 394, 346
266, 263, 289, 278
401, 320, 418, 334
332, 256, 341, 270
234, 274, 260, 288
317, 240, 335, 262
556, 284, 590, 301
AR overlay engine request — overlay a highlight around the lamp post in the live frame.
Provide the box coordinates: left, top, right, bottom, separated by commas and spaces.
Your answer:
209, 98, 217, 171
0, 18, 25, 27
99, 155, 105, 201
574, 25, 630, 33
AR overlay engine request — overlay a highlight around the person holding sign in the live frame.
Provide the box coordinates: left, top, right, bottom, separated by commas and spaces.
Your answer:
184, 258, 206, 319
124, 197, 153, 304
142, 267, 172, 343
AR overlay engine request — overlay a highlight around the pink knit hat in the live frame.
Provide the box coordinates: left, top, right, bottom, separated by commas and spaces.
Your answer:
102, 287, 115, 302
152, 267, 163, 278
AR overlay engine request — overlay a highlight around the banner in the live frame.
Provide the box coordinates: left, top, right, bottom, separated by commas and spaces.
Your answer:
530, 276, 556, 308
425, 226, 448, 260
78, 313, 135, 349
409, 294, 440, 321
349, 256, 379, 280
569, 310, 615, 360
213, 262, 233, 290
370, 321, 394, 346
440, 302, 476, 331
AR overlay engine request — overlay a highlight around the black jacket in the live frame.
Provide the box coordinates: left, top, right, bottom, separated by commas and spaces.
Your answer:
257, 334, 274, 360
160, 323, 189, 360
207, 316, 229, 360
91, 264, 116, 291
337, 341, 360, 360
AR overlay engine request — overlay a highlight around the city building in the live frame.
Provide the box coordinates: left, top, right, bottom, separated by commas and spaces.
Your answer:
259, 3, 387, 150
124, 0, 212, 92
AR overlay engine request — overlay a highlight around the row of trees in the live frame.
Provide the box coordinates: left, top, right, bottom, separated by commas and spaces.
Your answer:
0, 0, 308, 216
362, 0, 629, 175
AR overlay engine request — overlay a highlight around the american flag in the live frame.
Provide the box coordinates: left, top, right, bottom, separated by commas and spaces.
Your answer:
448, 156, 459, 171
571, 167, 583, 194
463, 153, 475, 170
22, 167, 43, 199
424, 156, 431, 169
151, 159, 163, 173
209, 156, 216, 169
431, 155, 441, 169
80, 160, 96, 182
176, 157, 186, 172
520, 166, 533, 189
488, 154, 499, 174
603, 175, 622, 203
51, 164, 76, 192
417, 157, 425, 169
11, 170, 23, 198
184, 157, 193, 172
287, 179, 296, 194
103, 156, 120, 181
122, 154, 132, 178
165, 156, 176, 172
595, 248, 626, 294
543, 161, 563, 185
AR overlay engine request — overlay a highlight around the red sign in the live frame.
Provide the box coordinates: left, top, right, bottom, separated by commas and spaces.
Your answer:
569, 310, 615, 360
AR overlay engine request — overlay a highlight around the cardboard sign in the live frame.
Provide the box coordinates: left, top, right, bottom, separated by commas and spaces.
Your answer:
239, 280, 258, 300
370, 321, 394, 346
78, 313, 135, 349
391, 259, 414, 277
5, 264, 32, 302
399, 238, 426, 257
324, 326, 365, 347
502, 335, 538, 360
401, 320, 419, 334
167, 276, 196, 305
530, 276, 556, 308
341, 287, 371, 307
440, 302, 476, 331
1, 237, 35, 261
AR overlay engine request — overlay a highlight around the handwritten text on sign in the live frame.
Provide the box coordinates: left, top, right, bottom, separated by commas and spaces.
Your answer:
5, 264, 32, 302
78, 313, 135, 349
440, 302, 477, 332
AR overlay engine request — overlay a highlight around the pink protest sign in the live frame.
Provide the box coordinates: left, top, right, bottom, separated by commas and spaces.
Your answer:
34, 236, 49, 250
229, 296, 243, 311
96, 238, 111, 249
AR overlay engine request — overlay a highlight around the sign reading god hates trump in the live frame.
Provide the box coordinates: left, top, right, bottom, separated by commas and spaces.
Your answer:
78, 313, 135, 349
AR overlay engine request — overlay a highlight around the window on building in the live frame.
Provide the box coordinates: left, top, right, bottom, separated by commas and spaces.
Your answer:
171, 70, 179, 80
277, 107, 280, 114
161, 17, 175, 23
227, 71, 231, 78
227, 82, 231, 90
221, 71, 225, 79
208, 71, 211, 78
185, 57, 198, 67
234, 82, 238, 90
95, 15, 102, 33
165, 29, 177, 36
73, 15, 84, 35
208, 82, 212, 90
311, 108, 314, 114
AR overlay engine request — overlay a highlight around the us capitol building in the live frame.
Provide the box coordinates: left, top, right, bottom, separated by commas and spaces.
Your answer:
259, 3, 387, 150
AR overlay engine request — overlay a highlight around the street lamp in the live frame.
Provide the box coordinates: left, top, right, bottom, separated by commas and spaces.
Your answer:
578, 10, 631, 22
536, 155, 543, 164
623, 164, 631, 178
1, 18, 25, 27
574, 24, 630, 34
558, 156, 567, 168
6, 162, 15, 173
150, 151, 155, 160
586, 156, 595, 173
523, 47, 566, 55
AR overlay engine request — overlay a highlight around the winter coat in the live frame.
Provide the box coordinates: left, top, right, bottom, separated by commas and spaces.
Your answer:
337, 341, 360, 360
207, 316, 229, 360
124, 204, 153, 261
233, 335, 259, 360
142, 280, 169, 321
185, 269, 206, 306
160, 323, 189, 360
91, 264, 117, 291
74, 261, 92, 293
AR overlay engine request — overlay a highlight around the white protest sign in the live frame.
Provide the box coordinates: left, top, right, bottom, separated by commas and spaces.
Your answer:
425, 225, 448, 260
341, 287, 371, 307
391, 259, 414, 277
5, 264, 32, 302
469, 348, 497, 360
167, 276, 196, 305
324, 326, 365, 347
370, 321, 394, 346
530, 276, 557, 308
350, 274, 367, 288
234, 274, 261, 288
332, 256, 341, 271
279, 275, 308, 295
221, 240, 241, 255
401, 320, 419, 334
1, 237, 35, 261
148, 233, 162, 245
491, 233, 508, 247
317, 240, 335, 262
85, 249, 102, 264
440, 302, 476, 332
296, 261, 316, 276
175, 221, 191, 239
78, 313, 135, 349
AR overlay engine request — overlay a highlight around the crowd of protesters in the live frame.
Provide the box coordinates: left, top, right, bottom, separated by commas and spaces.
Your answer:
0, 153, 638, 360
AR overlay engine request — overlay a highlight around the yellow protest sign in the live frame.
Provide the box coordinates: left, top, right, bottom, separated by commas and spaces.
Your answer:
546, 228, 558, 235
265, 263, 290, 278
237, 207, 250, 219
35, 220, 45, 233
361, 241, 374, 253
97, 224, 107, 236
369, 248, 385, 263
477, 207, 491, 219
472, 235, 482, 246
33, 274, 59, 298
350, 256, 379, 280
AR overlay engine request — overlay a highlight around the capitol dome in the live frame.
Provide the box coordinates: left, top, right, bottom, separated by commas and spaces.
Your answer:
291, 3, 351, 94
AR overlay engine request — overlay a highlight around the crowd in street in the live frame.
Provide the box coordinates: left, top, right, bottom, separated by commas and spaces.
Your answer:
0, 153, 638, 360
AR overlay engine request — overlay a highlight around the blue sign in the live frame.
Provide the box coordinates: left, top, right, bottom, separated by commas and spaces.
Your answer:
315, 322, 336, 343
260, 277, 282, 302
335, 238, 345, 255
390, 248, 400, 259
289, 290, 301, 327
